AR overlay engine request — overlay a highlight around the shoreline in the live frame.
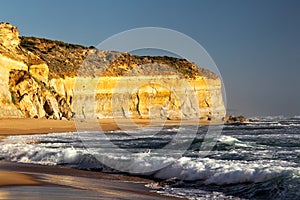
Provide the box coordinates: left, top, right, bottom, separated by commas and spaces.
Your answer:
0, 117, 219, 199
0, 161, 181, 199
0, 117, 222, 137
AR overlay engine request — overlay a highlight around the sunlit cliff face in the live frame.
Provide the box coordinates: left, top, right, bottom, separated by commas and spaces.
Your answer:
0, 23, 225, 120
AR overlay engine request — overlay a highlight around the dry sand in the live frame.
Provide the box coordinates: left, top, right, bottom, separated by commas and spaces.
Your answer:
0, 117, 218, 136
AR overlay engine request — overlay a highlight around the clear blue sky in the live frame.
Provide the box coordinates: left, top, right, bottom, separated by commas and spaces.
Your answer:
1, 0, 300, 117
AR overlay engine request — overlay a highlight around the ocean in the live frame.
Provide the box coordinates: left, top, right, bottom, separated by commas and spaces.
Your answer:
0, 116, 299, 200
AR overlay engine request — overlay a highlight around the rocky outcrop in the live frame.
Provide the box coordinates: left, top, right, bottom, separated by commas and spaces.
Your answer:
0, 22, 72, 119
223, 115, 260, 123
8, 70, 72, 119
0, 22, 226, 120
0, 23, 31, 118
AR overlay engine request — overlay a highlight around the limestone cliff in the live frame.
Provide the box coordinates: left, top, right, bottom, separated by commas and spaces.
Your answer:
0, 23, 72, 119
0, 22, 225, 120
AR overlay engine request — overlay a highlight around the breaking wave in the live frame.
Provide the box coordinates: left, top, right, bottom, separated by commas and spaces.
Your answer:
0, 119, 299, 199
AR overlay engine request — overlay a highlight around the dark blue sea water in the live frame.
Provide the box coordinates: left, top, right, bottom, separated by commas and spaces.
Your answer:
0, 116, 299, 199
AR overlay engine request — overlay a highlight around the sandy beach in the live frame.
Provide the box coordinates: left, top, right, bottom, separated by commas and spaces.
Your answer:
0, 118, 216, 136
0, 118, 205, 199
0, 160, 183, 200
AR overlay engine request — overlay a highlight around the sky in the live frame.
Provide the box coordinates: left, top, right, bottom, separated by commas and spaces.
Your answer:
1, 0, 300, 117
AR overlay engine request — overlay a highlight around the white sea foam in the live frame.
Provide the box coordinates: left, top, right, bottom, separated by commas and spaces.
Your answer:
154, 157, 299, 185
257, 115, 286, 121
217, 135, 254, 148
0, 133, 83, 165
0, 133, 299, 186
148, 186, 245, 200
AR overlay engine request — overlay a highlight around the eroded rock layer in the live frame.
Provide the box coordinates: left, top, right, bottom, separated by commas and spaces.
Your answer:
0, 22, 225, 120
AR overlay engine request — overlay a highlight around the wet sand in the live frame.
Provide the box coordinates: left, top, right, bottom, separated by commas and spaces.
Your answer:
0, 171, 40, 187
0, 161, 182, 199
